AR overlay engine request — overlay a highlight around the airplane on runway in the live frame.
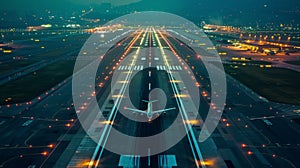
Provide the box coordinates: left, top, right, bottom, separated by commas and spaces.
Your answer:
125, 100, 175, 121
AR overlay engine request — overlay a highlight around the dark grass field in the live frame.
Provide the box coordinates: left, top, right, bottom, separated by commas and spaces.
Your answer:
0, 46, 79, 76
293, 118, 300, 125
224, 64, 300, 105
0, 33, 88, 77
0, 60, 75, 104
284, 61, 300, 66
33, 46, 80, 58
0, 60, 34, 76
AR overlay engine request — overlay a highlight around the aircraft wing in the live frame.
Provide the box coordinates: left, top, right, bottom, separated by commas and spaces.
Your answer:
152, 107, 176, 114
125, 107, 148, 114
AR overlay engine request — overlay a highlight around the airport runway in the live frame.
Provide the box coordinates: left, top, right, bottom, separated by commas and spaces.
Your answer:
96, 28, 206, 167
0, 27, 299, 168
